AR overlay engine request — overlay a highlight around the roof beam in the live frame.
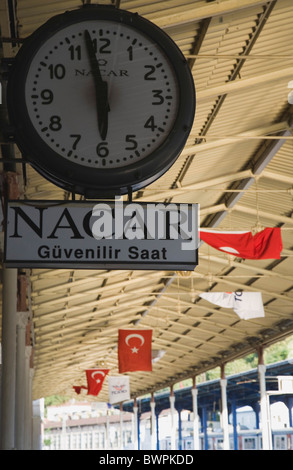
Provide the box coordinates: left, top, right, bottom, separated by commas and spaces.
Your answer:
234, 205, 293, 225
180, 121, 288, 158
201, 113, 293, 227
199, 254, 293, 283
31, 270, 163, 296
152, 306, 245, 341
32, 282, 164, 310
262, 170, 293, 185
135, 170, 253, 202
196, 68, 293, 102
189, 272, 293, 304
33, 298, 152, 328
151, 0, 271, 28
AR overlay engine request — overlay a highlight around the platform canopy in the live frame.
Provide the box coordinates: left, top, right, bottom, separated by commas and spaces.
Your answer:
0, 0, 293, 402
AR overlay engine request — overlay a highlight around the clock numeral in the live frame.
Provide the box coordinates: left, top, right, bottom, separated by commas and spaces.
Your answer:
49, 116, 62, 131
152, 90, 164, 105
99, 38, 111, 54
68, 45, 82, 60
144, 65, 156, 81
127, 46, 133, 61
48, 64, 66, 80
96, 142, 109, 158
144, 116, 157, 132
85, 36, 111, 54
70, 134, 81, 149
125, 135, 138, 150
40, 89, 54, 104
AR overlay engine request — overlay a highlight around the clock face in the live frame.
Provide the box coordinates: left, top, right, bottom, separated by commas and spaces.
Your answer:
8, 7, 195, 196
25, 20, 179, 170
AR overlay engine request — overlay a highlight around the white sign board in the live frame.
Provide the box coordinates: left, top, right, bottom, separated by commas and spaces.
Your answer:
4, 200, 198, 270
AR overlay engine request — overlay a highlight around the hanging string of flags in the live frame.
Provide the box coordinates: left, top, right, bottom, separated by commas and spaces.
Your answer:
73, 372, 131, 404
72, 329, 153, 402
197, 228, 277, 319
72, 227, 281, 402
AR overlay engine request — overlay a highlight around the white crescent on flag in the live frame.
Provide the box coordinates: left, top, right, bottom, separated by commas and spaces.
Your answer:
125, 333, 145, 347
219, 246, 240, 254
91, 370, 106, 383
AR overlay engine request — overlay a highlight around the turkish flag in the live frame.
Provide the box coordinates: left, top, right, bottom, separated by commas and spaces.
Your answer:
72, 385, 87, 395
118, 329, 152, 373
199, 227, 282, 259
85, 369, 109, 396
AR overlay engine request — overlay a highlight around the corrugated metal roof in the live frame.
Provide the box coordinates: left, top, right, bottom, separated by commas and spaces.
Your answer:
1, 0, 293, 402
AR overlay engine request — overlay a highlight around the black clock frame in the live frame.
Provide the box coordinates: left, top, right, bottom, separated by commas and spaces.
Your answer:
7, 5, 195, 198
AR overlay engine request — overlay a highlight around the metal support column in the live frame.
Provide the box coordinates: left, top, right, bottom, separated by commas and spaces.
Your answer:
133, 399, 138, 450
15, 312, 29, 449
258, 348, 272, 450
137, 406, 140, 450
191, 377, 200, 450
178, 408, 182, 450
288, 397, 293, 428
169, 387, 176, 450
253, 401, 260, 429
32, 399, 44, 450
202, 406, 208, 450
105, 408, 109, 449
24, 348, 33, 449
156, 411, 160, 450
119, 403, 123, 450
150, 394, 156, 450
231, 400, 238, 450
220, 364, 230, 450
0, 267, 18, 450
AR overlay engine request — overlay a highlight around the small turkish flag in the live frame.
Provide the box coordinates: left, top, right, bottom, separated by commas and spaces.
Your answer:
85, 369, 109, 396
118, 329, 152, 373
72, 385, 87, 395
199, 227, 282, 259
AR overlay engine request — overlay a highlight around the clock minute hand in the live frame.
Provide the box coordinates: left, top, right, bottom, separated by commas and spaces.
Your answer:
84, 30, 109, 141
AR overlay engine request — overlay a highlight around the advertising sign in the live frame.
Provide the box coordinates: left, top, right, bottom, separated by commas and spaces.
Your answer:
4, 199, 198, 270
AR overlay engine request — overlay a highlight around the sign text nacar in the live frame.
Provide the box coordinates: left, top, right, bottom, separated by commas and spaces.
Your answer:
4, 200, 199, 271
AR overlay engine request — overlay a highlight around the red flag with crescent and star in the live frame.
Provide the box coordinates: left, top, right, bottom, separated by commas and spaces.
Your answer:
72, 385, 87, 395
85, 369, 110, 396
199, 227, 282, 259
118, 329, 152, 373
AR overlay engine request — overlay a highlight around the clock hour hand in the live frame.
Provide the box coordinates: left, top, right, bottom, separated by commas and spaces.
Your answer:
84, 29, 110, 141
